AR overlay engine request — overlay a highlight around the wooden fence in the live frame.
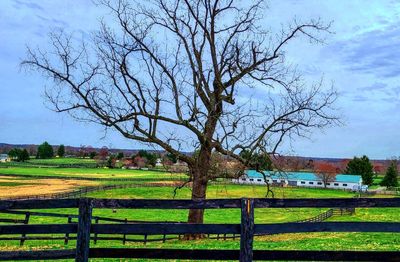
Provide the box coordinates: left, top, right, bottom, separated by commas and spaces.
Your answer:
0, 198, 400, 261
0, 207, 354, 245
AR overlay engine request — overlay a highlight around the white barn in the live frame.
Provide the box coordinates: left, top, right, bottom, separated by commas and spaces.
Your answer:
232, 170, 363, 191
0, 154, 9, 163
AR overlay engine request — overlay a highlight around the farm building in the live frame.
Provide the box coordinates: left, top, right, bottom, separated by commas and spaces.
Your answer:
232, 170, 363, 190
0, 154, 10, 163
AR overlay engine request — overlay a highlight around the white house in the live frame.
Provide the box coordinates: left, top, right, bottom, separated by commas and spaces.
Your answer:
0, 154, 10, 163
155, 158, 163, 167
232, 170, 363, 191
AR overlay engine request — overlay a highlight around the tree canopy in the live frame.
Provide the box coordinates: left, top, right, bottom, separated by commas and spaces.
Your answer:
36, 142, 54, 159
137, 150, 158, 167
314, 162, 337, 188
8, 148, 29, 162
345, 155, 374, 186
22, 0, 338, 226
381, 162, 398, 188
57, 144, 65, 157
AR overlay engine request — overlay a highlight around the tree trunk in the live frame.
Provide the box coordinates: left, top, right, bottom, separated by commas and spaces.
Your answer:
188, 172, 208, 221
185, 162, 209, 239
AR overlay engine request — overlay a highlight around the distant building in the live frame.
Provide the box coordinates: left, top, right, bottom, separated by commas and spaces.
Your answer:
155, 158, 163, 167
232, 170, 363, 191
0, 154, 10, 163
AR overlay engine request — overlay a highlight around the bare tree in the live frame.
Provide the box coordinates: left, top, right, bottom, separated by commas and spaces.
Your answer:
22, 0, 339, 229
314, 162, 337, 188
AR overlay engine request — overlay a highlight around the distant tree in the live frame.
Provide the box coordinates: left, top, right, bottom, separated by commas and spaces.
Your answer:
8, 148, 19, 160
27, 145, 37, 156
239, 150, 272, 171
314, 162, 337, 188
147, 154, 158, 167
137, 150, 148, 158
381, 162, 398, 188
162, 157, 174, 168
19, 149, 30, 162
36, 142, 54, 159
166, 153, 177, 164
8, 148, 30, 162
95, 147, 109, 167
89, 151, 97, 159
106, 155, 116, 168
208, 152, 244, 180
345, 155, 374, 186
78, 145, 91, 158
98, 147, 109, 160
116, 152, 124, 160
306, 159, 315, 170
137, 150, 158, 167
57, 144, 65, 157
133, 156, 147, 168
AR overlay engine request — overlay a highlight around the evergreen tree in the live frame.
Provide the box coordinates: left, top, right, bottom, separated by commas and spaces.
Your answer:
106, 155, 116, 168
37, 142, 54, 159
166, 153, 177, 164
381, 162, 398, 188
57, 144, 65, 157
345, 155, 374, 186
137, 150, 158, 167
89, 151, 97, 159
239, 150, 273, 171
117, 152, 124, 160
19, 149, 30, 162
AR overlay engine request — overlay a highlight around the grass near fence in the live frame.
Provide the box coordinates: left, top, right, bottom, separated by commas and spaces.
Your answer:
86, 183, 358, 199
0, 164, 400, 261
0, 197, 400, 262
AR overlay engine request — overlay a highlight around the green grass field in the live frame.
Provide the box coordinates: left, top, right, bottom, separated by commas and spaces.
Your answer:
0, 162, 399, 261
27, 157, 96, 164
0, 157, 98, 168
0, 166, 185, 181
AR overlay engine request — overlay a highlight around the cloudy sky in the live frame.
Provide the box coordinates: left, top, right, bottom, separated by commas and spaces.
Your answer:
0, 0, 399, 159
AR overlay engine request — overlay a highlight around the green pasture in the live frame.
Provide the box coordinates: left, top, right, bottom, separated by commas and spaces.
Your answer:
86, 183, 357, 199
27, 158, 96, 165
0, 166, 185, 181
0, 157, 98, 168
0, 165, 399, 261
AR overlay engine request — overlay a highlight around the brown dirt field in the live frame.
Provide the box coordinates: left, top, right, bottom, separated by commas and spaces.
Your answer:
0, 179, 99, 198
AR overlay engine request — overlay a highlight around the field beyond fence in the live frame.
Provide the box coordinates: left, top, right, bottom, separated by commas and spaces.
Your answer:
0, 198, 400, 261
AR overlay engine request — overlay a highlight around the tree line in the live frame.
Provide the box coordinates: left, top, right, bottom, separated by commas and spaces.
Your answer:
7, 142, 65, 161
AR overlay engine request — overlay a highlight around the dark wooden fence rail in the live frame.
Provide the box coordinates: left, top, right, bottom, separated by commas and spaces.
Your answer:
0, 198, 400, 262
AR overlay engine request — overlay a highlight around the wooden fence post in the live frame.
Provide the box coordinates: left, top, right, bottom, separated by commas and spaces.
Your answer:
76, 198, 93, 262
20, 212, 30, 246
94, 218, 99, 244
65, 216, 72, 245
123, 218, 127, 245
240, 198, 254, 262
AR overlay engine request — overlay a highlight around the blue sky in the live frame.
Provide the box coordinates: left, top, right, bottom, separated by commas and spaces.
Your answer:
0, 0, 399, 159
